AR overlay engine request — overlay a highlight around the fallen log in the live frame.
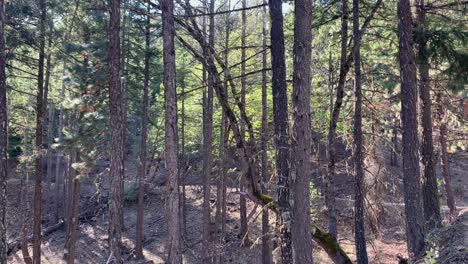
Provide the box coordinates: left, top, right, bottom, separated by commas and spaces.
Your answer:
249, 190, 352, 263
7, 203, 107, 256
7, 220, 65, 255
311, 226, 352, 264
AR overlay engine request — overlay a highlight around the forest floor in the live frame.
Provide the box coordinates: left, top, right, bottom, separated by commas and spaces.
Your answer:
5, 149, 468, 264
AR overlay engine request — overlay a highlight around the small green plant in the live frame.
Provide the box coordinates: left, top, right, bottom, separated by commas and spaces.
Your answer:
424, 247, 439, 264
437, 178, 443, 199
424, 233, 440, 264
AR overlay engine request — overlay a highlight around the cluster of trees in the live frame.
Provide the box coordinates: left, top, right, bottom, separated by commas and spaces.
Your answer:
0, 0, 466, 263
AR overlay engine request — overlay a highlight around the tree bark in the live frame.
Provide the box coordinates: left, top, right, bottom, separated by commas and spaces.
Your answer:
0, 0, 7, 262
415, 0, 441, 230
108, 0, 124, 262
218, 120, 228, 264
33, 0, 47, 261
180, 88, 187, 237
216, 5, 230, 261
267, 0, 293, 261
45, 107, 54, 204
261, 1, 272, 263
120, 0, 128, 231
397, 0, 426, 258
64, 146, 77, 254
180, 69, 186, 238
43, 43, 52, 204
352, 0, 369, 262
135, 2, 151, 258
65, 177, 80, 264
291, 0, 313, 262
239, 0, 250, 248
54, 62, 66, 224
436, 92, 456, 216
326, 0, 348, 242
202, 1, 215, 261
161, 0, 181, 261
19, 161, 32, 264
391, 115, 398, 167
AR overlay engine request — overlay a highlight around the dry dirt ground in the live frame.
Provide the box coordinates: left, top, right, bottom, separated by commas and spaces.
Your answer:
5, 150, 468, 263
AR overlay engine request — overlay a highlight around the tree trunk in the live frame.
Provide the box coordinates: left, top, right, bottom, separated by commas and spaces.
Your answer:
176, 9, 352, 262
33, 0, 47, 260
64, 147, 77, 254
202, 1, 215, 261
268, 0, 293, 261
216, 5, 230, 261
180, 71, 186, 238
108, 0, 124, 262
325, 0, 383, 241
120, 0, 128, 232
217, 121, 228, 264
261, 2, 272, 263
63, 154, 69, 227
65, 177, 80, 264
391, 115, 398, 167
20, 185, 33, 264
291, 0, 313, 262
352, 0, 369, 262
45, 107, 54, 205
415, 0, 441, 230
326, 0, 348, 242
54, 62, 66, 224
43, 43, 52, 205
239, 0, 250, 248
181, 85, 187, 236
437, 92, 456, 216
135, 2, 151, 258
161, 0, 181, 261
397, 0, 426, 258
0, 0, 7, 261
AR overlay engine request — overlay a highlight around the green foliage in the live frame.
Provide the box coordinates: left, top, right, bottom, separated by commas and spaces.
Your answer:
424, 233, 441, 264
7, 134, 22, 159
371, 63, 399, 93
4, 2, 467, 251
427, 22, 468, 91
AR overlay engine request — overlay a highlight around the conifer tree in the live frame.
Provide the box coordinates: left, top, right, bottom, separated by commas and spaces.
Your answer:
0, 0, 7, 262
